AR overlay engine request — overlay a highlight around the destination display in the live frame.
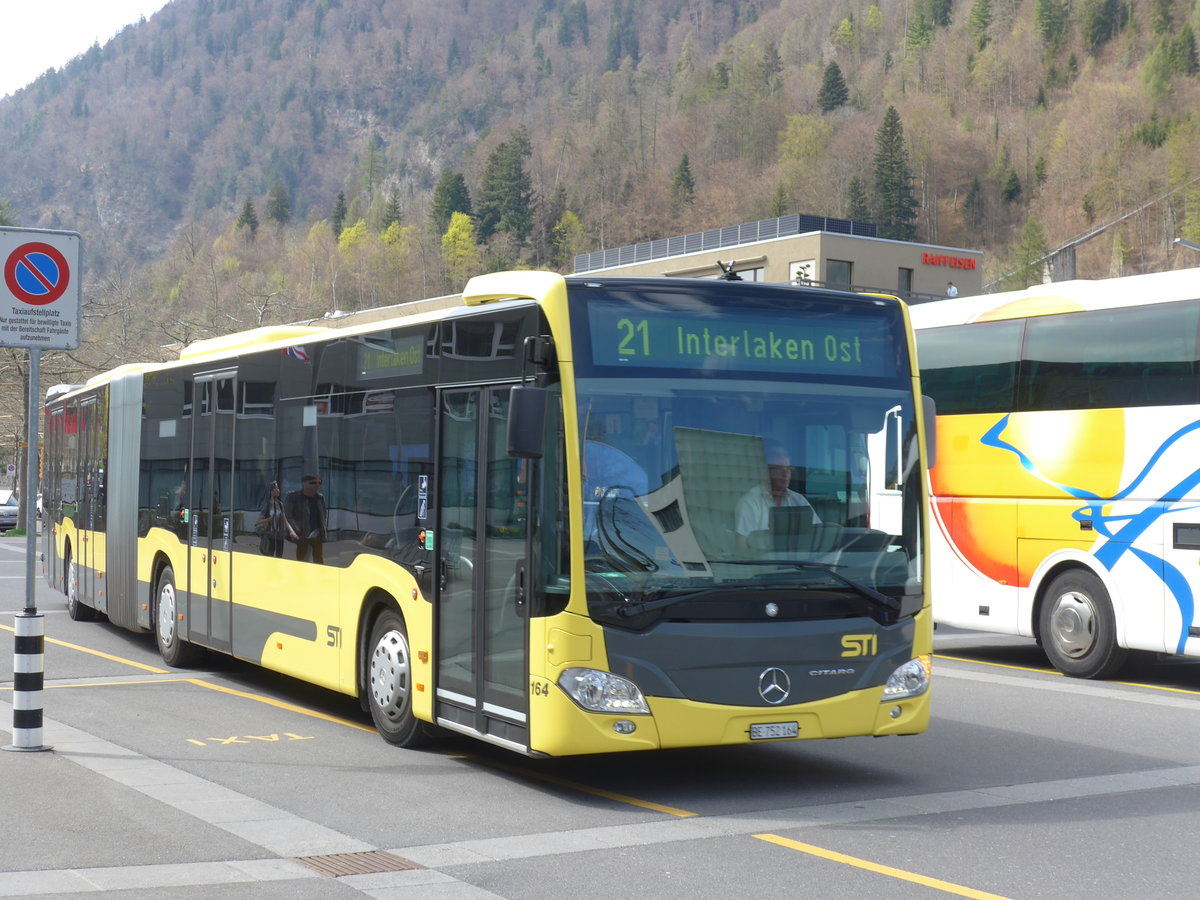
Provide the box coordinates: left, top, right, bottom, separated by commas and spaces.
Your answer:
357, 333, 425, 379
586, 299, 898, 378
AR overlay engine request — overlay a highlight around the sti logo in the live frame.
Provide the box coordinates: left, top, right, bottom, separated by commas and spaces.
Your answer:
841, 634, 878, 658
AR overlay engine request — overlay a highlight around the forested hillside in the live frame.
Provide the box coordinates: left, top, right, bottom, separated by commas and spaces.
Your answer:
2, 0, 1200, 391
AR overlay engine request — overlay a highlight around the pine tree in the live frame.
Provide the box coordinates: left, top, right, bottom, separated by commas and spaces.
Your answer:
1002, 219, 1049, 290
430, 170, 472, 234
266, 180, 292, 227
817, 62, 849, 113
872, 106, 918, 240
1001, 168, 1022, 203
557, 0, 589, 46
381, 191, 402, 229
759, 40, 783, 94
770, 184, 789, 218
1034, 0, 1068, 52
906, 6, 934, 51
477, 127, 534, 243
331, 191, 348, 238
1144, 43, 1174, 106
604, 0, 640, 72
964, 177, 985, 230
236, 197, 259, 240
968, 0, 992, 50
845, 177, 871, 222
930, 0, 952, 27
1171, 26, 1199, 76
1081, 0, 1125, 51
671, 154, 696, 206
1149, 0, 1173, 35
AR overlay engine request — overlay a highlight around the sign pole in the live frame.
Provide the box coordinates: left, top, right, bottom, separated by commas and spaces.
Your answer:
24, 349, 39, 616
0, 226, 79, 756
5, 348, 50, 751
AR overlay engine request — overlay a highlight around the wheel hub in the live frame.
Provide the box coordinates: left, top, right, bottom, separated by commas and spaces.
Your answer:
1050, 591, 1096, 658
370, 629, 411, 722
158, 582, 177, 644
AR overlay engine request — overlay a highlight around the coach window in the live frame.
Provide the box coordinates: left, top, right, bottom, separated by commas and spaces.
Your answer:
1020, 303, 1200, 411
917, 321, 1023, 414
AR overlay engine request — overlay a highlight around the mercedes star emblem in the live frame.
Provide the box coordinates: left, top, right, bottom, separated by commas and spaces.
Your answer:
758, 667, 791, 704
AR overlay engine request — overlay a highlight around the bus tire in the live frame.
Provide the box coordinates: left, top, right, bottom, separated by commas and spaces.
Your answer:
65, 549, 96, 622
366, 609, 430, 747
154, 565, 202, 667
1039, 569, 1128, 679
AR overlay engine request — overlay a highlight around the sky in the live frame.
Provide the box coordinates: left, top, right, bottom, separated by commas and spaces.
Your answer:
0, 1, 171, 99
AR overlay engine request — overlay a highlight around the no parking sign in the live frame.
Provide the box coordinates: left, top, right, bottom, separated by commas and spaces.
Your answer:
0, 227, 81, 350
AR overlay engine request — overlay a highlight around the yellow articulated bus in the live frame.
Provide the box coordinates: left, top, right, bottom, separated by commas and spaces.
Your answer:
43, 272, 933, 756
912, 267, 1200, 677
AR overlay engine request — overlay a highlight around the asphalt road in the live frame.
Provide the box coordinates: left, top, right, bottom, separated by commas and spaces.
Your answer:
3, 534, 1200, 899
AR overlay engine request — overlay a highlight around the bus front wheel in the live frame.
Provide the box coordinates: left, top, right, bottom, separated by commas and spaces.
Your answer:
366, 609, 430, 747
154, 565, 201, 667
1039, 569, 1128, 679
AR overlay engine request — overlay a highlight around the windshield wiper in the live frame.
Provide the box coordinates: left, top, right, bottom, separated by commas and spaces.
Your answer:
616, 586, 724, 618
722, 559, 901, 614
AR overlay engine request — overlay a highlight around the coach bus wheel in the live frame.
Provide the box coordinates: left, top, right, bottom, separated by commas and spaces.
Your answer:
367, 609, 430, 747
154, 565, 201, 667
1039, 570, 1128, 679
65, 550, 96, 622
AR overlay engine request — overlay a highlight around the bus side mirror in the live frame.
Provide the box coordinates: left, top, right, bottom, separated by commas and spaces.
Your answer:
922, 395, 937, 468
508, 385, 547, 459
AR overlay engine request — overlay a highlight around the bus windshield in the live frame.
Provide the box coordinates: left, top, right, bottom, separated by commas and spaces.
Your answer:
569, 281, 924, 628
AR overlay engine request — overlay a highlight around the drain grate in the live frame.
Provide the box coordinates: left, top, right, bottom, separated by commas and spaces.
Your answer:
294, 850, 424, 877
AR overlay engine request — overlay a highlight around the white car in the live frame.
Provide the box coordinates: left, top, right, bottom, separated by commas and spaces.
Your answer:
0, 492, 19, 532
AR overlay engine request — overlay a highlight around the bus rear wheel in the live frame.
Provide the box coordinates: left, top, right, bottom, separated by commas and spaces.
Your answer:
1039, 569, 1127, 679
65, 550, 96, 622
154, 565, 202, 667
366, 609, 430, 747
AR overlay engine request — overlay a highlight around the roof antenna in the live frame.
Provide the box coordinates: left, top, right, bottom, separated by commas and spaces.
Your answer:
715, 260, 743, 281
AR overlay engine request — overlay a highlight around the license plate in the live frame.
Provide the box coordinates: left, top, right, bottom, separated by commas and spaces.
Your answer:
750, 721, 799, 740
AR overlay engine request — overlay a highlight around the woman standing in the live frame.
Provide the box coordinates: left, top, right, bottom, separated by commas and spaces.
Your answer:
256, 481, 296, 557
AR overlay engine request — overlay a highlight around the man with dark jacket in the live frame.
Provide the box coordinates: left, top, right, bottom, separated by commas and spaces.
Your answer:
284, 473, 327, 563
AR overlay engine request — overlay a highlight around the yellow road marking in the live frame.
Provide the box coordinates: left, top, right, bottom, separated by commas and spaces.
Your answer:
183, 679, 378, 732
935, 653, 1200, 696
0, 623, 170, 674
934, 653, 1058, 676
754, 834, 1013, 899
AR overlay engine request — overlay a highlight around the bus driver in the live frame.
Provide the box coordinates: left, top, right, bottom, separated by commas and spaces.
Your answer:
735, 444, 820, 550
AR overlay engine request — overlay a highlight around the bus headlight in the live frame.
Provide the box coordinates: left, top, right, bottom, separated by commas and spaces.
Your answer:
882, 655, 931, 700
558, 668, 650, 714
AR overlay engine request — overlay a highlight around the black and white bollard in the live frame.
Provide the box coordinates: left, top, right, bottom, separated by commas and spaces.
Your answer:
5, 611, 51, 752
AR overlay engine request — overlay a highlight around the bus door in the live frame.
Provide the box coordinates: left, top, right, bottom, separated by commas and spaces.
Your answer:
436, 386, 530, 749
44, 407, 64, 591
186, 371, 236, 653
75, 398, 100, 610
